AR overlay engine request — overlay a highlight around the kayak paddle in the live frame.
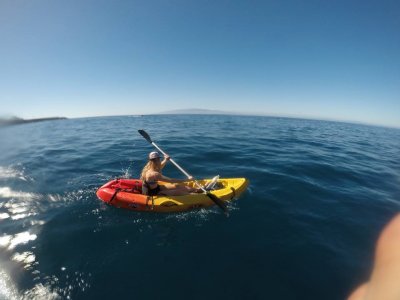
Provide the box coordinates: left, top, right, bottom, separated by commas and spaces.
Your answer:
138, 129, 228, 214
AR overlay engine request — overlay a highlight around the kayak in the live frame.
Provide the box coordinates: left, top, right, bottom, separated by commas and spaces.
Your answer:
96, 178, 249, 212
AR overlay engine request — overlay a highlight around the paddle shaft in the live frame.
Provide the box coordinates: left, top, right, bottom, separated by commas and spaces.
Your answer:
150, 141, 207, 193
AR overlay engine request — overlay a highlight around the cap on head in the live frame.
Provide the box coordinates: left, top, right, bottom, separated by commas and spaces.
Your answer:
149, 151, 160, 160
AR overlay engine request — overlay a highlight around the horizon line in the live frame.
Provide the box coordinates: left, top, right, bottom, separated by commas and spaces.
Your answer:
4, 110, 399, 130
65, 111, 400, 130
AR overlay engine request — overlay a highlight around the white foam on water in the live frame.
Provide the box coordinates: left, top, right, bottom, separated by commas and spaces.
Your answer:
121, 166, 133, 179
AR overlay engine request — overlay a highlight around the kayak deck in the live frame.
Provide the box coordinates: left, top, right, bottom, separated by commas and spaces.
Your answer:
96, 178, 249, 212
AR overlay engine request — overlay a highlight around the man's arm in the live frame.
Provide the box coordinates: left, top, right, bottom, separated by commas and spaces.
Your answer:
160, 155, 170, 169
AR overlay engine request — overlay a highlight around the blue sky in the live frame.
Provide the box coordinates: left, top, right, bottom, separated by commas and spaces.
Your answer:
0, 0, 399, 127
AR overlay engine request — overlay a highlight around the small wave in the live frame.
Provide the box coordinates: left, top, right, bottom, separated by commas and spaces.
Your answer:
120, 161, 137, 179
0, 166, 32, 181
0, 187, 39, 200
21, 271, 91, 300
0, 212, 10, 220
0, 231, 37, 250
0, 187, 43, 223
22, 283, 60, 300
0, 186, 94, 224
0, 267, 19, 300
12, 251, 36, 269
167, 206, 221, 222
11, 213, 36, 220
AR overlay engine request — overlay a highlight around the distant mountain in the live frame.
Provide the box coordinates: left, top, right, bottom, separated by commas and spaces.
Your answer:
0, 116, 24, 126
0, 116, 67, 127
157, 108, 238, 115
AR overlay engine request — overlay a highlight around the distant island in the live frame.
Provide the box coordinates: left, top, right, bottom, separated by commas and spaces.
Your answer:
158, 108, 239, 115
0, 116, 67, 127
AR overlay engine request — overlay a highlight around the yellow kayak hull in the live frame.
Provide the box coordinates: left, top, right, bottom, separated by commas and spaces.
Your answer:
96, 178, 249, 212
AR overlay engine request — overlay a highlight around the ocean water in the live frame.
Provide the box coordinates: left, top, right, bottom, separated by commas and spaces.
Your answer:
0, 115, 399, 300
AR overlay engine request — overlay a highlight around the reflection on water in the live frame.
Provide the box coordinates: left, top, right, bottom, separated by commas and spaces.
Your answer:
0, 162, 209, 298
0, 212, 10, 219
0, 268, 18, 300
0, 166, 31, 181
0, 232, 37, 250
0, 163, 97, 299
22, 283, 60, 300
0, 187, 38, 200
12, 251, 36, 268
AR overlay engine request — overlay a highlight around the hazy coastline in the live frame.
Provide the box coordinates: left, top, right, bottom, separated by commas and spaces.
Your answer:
0, 116, 67, 127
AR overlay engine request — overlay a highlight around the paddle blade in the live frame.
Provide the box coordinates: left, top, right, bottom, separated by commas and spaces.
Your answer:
206, 192, 228, 215
138, 129, 152, 143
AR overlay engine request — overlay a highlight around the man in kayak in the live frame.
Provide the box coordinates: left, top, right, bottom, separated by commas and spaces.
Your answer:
140, 151, 199, 196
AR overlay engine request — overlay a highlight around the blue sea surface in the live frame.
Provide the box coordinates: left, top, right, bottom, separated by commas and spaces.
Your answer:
0, 115, 399, 300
